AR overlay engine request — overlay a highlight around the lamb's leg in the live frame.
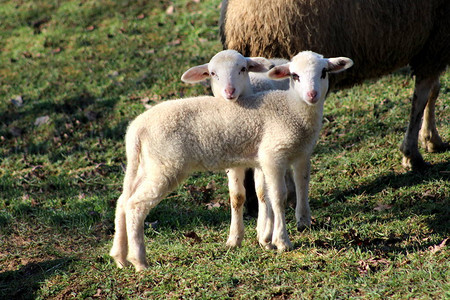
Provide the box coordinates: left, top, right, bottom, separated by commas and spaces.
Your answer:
255, 167, 274, 249
110, 193, 130, 268
226, 167, 246, 248
400, 75, 437, 171
125, 178, 171, 271
293, 155, 311, 231
261, 163, 291, 252
419, 76, 449, 153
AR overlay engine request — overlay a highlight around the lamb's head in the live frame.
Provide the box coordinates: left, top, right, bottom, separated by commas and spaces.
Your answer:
181, 50, 273, 101
268, 51, 353, 105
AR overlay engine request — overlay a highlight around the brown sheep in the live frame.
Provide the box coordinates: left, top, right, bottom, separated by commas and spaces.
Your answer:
220, 0, 449, 171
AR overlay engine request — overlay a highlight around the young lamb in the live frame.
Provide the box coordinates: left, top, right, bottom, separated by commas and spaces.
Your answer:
181, 49, 276, 247
109, 51, 353, 271
181, 49, 274, 101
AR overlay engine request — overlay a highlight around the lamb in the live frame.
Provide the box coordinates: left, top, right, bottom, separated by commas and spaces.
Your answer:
220, 0, 450, 171
181, 50, 288, 98
109, 51, 353, 271
181, 49, 277, 247
182, 50, 293, 246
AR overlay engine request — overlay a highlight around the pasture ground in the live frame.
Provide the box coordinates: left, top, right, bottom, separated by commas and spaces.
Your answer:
0, 1, 449, 299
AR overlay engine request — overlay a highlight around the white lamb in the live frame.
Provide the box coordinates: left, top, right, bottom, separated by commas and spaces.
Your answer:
181, 49, 274, 101
181, 50, 276, 247
109, 51, 353, 271
181, 50, 290, 248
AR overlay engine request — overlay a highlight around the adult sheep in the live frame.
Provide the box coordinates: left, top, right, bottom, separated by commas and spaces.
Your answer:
220, 0, 449, 171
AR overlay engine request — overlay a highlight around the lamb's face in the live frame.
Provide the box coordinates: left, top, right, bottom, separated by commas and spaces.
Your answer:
267, 51, 353, 106
209, 50, 251, 101
288, 52, 330, 105
181, 50, 273, 101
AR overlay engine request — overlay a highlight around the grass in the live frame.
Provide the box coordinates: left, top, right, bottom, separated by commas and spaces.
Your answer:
0, 0, 449, 299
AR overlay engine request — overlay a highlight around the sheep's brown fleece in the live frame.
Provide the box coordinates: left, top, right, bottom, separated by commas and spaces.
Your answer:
220, 0, 450, 89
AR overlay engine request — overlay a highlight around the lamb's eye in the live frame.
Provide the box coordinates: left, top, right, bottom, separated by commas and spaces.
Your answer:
240, 67, 247, 73
321, 68, 327, 79
292, 73, 300, 82
210, 71, 216, 77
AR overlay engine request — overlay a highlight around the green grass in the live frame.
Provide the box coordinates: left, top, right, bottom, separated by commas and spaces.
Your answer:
0, 1, 449, 299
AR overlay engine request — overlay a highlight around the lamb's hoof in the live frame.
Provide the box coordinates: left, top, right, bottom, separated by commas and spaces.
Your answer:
273, 240, 293, 252
259, 240, 275, 250
226, 238, 243, 248
127, 257, 149, 272
110, 251, 130, 269
132, 262, 149, 272
114, 259, 131, 269
258, 236, 275, 250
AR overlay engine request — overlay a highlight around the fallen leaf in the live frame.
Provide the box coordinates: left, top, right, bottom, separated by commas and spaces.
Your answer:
167, 39, 181, 46
166, 5, 174, 15
11, 95, 23, 107
108, 70, 119, 78
206, 202, 221, 210
373, 203, 392, 212
140, 97, 150, 104
137, 13, 145, 19
86, 25, 95, 31
34, 115, 50, 126
429, 238, 449, 254
357, 257, 389, 275
93, 288, 102, 297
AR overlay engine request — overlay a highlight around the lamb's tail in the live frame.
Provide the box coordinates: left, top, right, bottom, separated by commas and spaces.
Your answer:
121, 126, 144, 200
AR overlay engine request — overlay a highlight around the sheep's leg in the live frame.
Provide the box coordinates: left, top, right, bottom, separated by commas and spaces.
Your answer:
110, 193, 130, 268
293, 156, 311, 231
400, 75, 436, 171
255, 167, 274, 249
261, 164, 291, 252
226, 167, 246, 248
125, 178, 171, 271
419, 76, 449, 153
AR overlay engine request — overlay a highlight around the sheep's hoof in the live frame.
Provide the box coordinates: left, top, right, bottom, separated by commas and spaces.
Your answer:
296, 220, 311, 232
127, 257, 149, 272
402, 156, 431, 172
273, 239, 293, 252
259, 241, 275, 250
258, 236, 275, 250
132, 262, 149, 272
114, 259, 131, 269
425, 141, 450, 153
226, 238, 243, 248
110, 251, 131, 269
275, 243, 293, 253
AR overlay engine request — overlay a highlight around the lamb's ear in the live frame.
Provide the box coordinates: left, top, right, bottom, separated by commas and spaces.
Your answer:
181, 63, 210, 83
326, 57, 353, 74
267, 64, 291, 80
246, 57, 273, 73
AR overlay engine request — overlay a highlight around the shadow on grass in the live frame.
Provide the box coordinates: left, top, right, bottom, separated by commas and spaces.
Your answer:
0, 258, 75, 300
303, 161, 450, 254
